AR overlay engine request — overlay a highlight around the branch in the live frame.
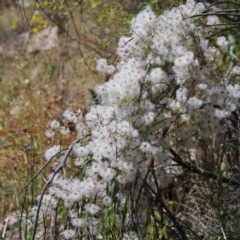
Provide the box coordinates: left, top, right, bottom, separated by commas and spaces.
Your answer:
170, 148, 240, 187
19, 147, 68, 195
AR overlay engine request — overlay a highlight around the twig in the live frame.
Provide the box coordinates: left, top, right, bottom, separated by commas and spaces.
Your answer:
2, 216, 9, 239
170, 148, 240, 186
193, 12, 240, 17
150, 161, 189, 240
220, 224, 227, 240
72, 159, 93, 179
19, 147, 68, 195
19, 187, 28, 240
140, 174, 160, 239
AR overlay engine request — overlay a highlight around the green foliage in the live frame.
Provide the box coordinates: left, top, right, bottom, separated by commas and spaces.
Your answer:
11, 18, 20, 29
30, 12, 48, 33
44, 62, 56, 80
86, 88, 99, 106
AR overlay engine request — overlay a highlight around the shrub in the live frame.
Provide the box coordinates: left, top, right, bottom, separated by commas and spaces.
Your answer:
19, 0, 240, 239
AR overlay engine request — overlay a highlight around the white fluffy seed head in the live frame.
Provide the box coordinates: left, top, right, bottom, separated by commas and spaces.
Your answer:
96, 59, 115, 75
233, 66, 240, 75
85, 203, 101, 215
102, 196, 112, 206
50, 120, 60, 129
60, 229, 75, 239
45, 145, 60, 161
216, 36, 228, 49
45, 129, 55, 138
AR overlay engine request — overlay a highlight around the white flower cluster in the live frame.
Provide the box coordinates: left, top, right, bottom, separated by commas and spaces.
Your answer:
30, 194, 58, 222
32, 0, 240, 238
45, 145, 60, 161
217, 36, 228, 50
96, 58, 115, 75
233, 65, 240, 75
44, 109, 83, 139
